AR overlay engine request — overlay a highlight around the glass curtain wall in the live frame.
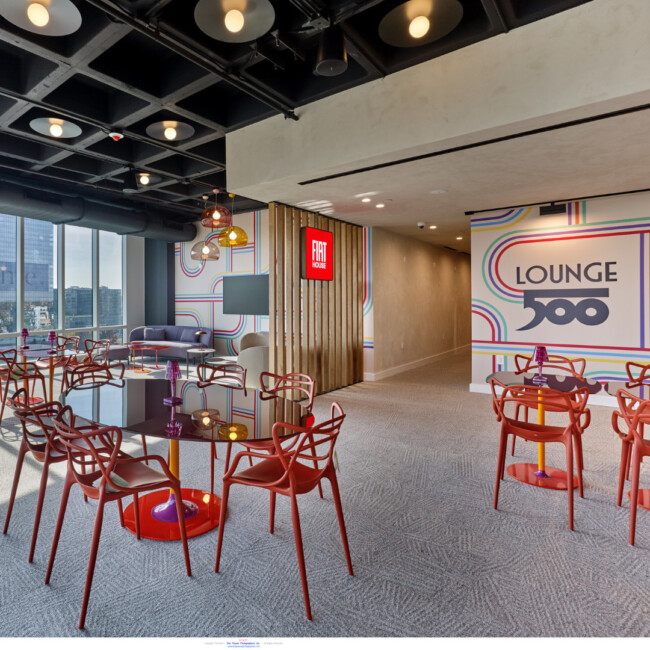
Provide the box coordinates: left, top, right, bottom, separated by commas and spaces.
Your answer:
0, 213, 125, 347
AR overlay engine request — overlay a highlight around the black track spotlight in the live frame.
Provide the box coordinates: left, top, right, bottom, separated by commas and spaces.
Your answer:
122, 168, 139, 194
314, 26, 348, 77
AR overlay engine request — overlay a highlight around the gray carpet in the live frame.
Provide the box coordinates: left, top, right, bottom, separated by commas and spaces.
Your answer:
0, 351, 649, 637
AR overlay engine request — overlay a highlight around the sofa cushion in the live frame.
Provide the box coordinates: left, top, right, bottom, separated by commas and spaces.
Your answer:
165, 326, 182, 341
180, 329, 198, 343
144, 327, 166, 341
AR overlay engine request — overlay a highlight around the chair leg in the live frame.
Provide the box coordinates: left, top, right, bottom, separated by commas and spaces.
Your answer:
210, 443, 216, 495
117, 499, 125, 527
329, 472, 354, 576
45, 471, 74, 585
565, 438, 574, 531
625, 443, 632, 481
289, 492, 312, 620
494, 429, 508, 509
307, 434, 324, 499
629, 443, 641, 546
214, 482, 231, 573
0, 377, 11, 424
574, 434, 584, 499
617, 441, 630, 507
510, 434, 516, 456
133, 494, 141, 540
3, 439, 27, 535
173, 490, 192, 577
140, 436, 148, 466
269, 491, 276, 534
78, 498, 105, 629
224, 443, 232, 474
28, 457, 52, 563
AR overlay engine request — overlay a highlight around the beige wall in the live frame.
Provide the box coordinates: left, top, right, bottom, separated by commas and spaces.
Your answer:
371, 228, 471, 377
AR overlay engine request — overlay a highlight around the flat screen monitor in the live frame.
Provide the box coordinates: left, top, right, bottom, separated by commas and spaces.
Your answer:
222, 275, 269, 315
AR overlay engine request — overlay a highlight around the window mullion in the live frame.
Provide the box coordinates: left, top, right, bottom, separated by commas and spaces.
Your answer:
16, 217, 24, 334
92, 229, 99, 337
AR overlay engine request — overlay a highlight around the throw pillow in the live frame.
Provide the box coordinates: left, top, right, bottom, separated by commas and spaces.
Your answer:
180, 329, 198, 343
144, 327, 166, 341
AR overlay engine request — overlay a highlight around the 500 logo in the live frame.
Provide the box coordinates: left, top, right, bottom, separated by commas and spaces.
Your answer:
518, 288, 609, 331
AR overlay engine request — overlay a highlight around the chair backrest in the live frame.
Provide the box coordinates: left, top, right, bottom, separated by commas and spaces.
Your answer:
514, 353, 586, 378
53, 407, 129, 495
624, 361, 650, 388
7, 387, 63, 453
56, 335, 80, 352
1, 348, 40, 378
0, 348, 17, 372
64, 361, 125, 390
197, 363, 246, 389
239, 331, 269, 352
260, 372, 315, 410
490, 378, 589, 425
83, 339, 111, 363
615, 388, 650, 450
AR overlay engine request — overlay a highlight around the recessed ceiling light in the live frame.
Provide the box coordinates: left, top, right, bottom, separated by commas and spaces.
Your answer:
456, 236, 463, 240
376, 203, 385, 208
30, 116, 81, 139
429, 225, 437, 230
362, 198, 371, 203
430, 189, 446, 195
0, 0, 82, 36
146, 120, 195, 142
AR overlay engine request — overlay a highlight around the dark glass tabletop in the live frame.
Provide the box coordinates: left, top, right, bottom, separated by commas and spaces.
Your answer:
61, 378, 310, 443
487, 371, 603, 394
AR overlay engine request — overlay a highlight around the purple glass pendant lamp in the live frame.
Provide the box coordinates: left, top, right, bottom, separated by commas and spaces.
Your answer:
532, 345, 549, 385
20, 328, 29, 349
164, 360, 183, 405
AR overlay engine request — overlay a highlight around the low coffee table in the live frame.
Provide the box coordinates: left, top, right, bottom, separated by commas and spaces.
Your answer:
186, 347, 215, 379
129, 343, 169, 374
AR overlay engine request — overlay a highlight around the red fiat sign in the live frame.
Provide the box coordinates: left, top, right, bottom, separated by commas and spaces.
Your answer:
301, 227, 334, 281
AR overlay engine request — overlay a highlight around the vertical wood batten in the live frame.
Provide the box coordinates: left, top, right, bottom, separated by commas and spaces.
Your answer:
269, 203, 277, 375
276, 204, 285, 378
292, 208, 301, 378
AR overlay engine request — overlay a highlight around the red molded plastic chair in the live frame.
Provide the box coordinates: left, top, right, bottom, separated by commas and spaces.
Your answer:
197, 363, 247, 492
0, 349, 47, 424
613, 389, 650, 545
490, 378, 589, 530
624, 361, 650, 388
62, 360, 126, 391
510, 353, 587, 456
47, 408, 191, 629
214, 402, 353, 620
197, 362, 246, 388
3, 388, 68, 562
36, 335, 81, 373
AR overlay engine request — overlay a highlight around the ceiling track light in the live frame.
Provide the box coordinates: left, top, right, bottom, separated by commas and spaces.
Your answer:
0, 0, 82, 36
314, 25, 348, 77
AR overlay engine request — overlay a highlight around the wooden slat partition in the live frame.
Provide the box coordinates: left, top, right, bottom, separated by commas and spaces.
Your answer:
268, 203, 364, 394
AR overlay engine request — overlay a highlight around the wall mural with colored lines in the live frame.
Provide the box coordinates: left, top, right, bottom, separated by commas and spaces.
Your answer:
175, 209, 269, 356
471, 193, 650, 387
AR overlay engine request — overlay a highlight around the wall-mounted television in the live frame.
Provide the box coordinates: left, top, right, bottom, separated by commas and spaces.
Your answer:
222, 275, 269, 315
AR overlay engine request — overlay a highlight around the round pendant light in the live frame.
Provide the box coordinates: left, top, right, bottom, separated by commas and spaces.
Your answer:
137, 172, 161, 187
201, 204, 233, 229
0, 0, 82, 36
29, 116, 81, 139
194, 0, 275, 44
146, 120, 195, 142
218, 226, 248, 248
378, 0, 463, 48
190, 240, 220, 261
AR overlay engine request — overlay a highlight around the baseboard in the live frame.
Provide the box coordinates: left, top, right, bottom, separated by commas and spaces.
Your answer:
364, 344, 470, 381
469, 382, 617, 407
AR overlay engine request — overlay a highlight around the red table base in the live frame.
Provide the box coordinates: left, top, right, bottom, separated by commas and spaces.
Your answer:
122, 488, 222, 540
506, 463, 579, 490
133, 368, 152, 374
629, 489, 650, 511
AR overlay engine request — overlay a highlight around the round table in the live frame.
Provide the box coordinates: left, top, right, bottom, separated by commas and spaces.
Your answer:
128, 343, 169, 373
488, 371, 602, 490
20, 346, 79, 403
185, 347, 215, 379
62, 378, 310, 540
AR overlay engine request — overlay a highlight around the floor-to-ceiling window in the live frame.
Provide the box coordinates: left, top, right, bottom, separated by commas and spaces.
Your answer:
0, 213, 126, 347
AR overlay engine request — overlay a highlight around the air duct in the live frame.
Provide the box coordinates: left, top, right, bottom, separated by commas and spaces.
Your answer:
0, 177, 196, 242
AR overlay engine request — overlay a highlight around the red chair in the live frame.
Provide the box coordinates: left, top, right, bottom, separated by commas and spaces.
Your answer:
624, 361, 650, 388
3, 388, 68, 562
613, 389, 650, 545
490, 379, 589, 530
47, 407, 192, 629
0, 349, 47, 424
62, 360, 126, 391
214, 402, 353, 620
197, 362, 246, 389
197, 363, 247, 493
510, 353, 587, 456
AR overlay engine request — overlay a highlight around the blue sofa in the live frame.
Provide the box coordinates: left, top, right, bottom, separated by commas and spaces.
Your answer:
128, 325, 212, 360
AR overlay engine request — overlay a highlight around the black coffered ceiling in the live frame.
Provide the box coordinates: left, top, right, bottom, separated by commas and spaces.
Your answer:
0, 0, 593, 226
